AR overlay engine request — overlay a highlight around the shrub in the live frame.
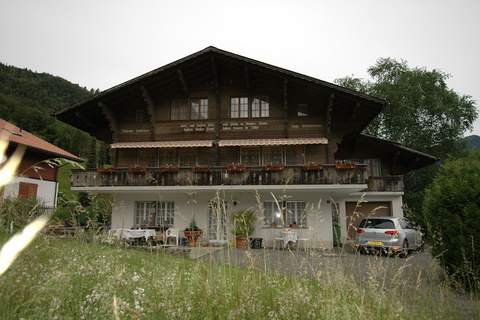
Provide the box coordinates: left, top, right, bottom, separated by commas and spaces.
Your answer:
0, 197, 47, 232
423, 151, 480, 290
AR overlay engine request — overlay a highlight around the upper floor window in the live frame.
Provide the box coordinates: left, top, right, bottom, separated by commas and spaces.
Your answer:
191, 98, 208, 120
297, 104, 309, 117
231, 96, 269, 118
252, 97, 270, 118
171, 98, 208, 120
263, 146, 283, 165
231, 97, 249, 118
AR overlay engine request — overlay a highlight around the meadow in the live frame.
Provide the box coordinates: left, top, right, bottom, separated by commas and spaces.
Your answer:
0, 232, 479, 320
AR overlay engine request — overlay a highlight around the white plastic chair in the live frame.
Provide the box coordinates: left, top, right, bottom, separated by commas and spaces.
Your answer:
165, 228, 179, 246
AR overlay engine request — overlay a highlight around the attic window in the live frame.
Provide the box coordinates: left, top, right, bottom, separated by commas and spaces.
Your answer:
297, 104, 309, 117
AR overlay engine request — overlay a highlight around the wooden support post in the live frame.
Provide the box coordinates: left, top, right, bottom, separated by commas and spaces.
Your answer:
283, 78, 288, 137
244, 65, 250, 89
99, 102, 119, 142
326, 93, 335, 135
350, 101, 361, 121
140, 85, 156, 140
177, 69, 188, 96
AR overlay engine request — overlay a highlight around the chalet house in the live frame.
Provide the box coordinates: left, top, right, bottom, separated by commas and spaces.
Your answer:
56, 47, 436, 248
0, 119, 80, 208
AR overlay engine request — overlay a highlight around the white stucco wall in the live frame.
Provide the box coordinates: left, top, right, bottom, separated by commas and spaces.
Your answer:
2, 176, 58, 207
109, 189, 404, 249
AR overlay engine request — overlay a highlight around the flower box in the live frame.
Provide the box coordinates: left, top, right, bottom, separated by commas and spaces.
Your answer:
335, 162, 356, 170
303, 163, 323, 172
193, 165, 210, 173
158, 165, 179, 173
128, 166, 146, 173
227, 163, 247, 173
263, 164, 284, 172
96, 167, 114, 173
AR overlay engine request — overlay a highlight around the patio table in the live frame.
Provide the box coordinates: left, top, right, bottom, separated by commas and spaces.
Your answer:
110, 228, 156, 241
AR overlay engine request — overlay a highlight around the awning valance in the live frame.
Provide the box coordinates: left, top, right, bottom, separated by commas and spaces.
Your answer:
111, 140, 213, 149
218, 137, 328, 147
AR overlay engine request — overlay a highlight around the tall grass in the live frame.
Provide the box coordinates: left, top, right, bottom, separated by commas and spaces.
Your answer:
0, 233, 478, 319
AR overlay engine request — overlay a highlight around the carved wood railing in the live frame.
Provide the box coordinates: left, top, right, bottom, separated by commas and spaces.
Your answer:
71, 164, 371, 188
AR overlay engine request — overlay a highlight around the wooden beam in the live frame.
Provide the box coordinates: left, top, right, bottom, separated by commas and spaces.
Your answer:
349, 101, 361, 121
74, 112, 96, 131
177, 69, 188, 95
244, 65, 250, 89
140, 85, 157, 140
326, 93, 335, 135
283, 78, 288, 137
210, 56, 219, 89
99, 102, 119, 142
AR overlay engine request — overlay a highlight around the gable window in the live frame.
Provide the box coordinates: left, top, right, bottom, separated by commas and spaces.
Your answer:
191, 98, 208, 120
171, 98, 208, 120
135, 201, 175, 227
231, 97, 249, 118
252, 97, 269, 118
297, 104, 309, 117
171, 99, 189, 120
231, 96, 270, 118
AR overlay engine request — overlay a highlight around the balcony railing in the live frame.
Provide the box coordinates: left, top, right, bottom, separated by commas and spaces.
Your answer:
71, 164, 371, 188
367, 175, 404, 192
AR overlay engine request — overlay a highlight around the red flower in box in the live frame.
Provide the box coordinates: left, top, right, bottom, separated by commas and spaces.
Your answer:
227, 163, 247, 173
96, 167, 114, 173
335, 162, 356, 170
303, 163, 322, 171
264, 164, 284, 172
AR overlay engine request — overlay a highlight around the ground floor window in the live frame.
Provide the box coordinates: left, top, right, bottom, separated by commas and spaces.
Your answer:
134, 201, 175, 226
263, 200, 306, 228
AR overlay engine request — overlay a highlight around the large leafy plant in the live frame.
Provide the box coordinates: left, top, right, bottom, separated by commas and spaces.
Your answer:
231, 209, 256, 237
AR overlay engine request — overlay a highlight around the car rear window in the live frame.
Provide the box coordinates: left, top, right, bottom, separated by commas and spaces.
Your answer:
359, 219, 395, 229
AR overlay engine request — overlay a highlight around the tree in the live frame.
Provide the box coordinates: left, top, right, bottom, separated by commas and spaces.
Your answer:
423, 152, 480, 290
336, 58, 478, 226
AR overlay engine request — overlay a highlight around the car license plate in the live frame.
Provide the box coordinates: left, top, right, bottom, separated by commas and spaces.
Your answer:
367, 241, 384, 246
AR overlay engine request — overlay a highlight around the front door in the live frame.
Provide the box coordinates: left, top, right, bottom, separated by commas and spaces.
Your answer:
208, 200, 227, 241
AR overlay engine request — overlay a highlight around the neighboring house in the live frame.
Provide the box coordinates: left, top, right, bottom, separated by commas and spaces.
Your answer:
0, 119, 80, 208
56, 46, 436, 248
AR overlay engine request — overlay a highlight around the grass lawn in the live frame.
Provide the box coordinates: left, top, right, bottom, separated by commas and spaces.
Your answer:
0, 233, 479, 319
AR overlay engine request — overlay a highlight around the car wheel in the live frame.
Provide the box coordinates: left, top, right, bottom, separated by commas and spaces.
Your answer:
399, 240, 409, 258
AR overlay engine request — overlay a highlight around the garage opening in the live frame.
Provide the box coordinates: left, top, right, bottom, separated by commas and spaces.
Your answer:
345, 201, 392, 240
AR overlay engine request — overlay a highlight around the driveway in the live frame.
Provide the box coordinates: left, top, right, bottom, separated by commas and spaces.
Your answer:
200, 246, 442, 286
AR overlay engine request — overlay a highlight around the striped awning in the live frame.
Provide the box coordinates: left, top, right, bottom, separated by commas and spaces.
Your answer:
218, 137, 328, 147
111, 140, 213, 149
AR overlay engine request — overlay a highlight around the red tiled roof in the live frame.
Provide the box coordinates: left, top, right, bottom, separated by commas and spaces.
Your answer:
0, 119, 81, 161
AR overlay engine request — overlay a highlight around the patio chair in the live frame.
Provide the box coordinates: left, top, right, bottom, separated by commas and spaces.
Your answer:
166, 228, 179, 246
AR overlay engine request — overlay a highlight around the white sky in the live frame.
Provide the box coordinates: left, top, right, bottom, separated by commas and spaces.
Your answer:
1, 0, 479, 135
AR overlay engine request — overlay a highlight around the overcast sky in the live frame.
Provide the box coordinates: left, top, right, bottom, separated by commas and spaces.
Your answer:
1, 0, 479, 135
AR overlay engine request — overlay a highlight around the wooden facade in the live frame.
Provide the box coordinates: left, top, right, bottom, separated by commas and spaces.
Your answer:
57, 47, 436, 192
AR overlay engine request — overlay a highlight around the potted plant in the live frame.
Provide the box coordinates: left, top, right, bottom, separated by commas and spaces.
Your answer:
159, 164, 179, 173
227, 163, 247, 173
335, 161, 356, 170
183, 219, 203, 247
232, 209, 256, 249
303, 162, 322, 171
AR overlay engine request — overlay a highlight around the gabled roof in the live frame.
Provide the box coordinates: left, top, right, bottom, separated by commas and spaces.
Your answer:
0, 119, 81, 161
56, 46, 385, 117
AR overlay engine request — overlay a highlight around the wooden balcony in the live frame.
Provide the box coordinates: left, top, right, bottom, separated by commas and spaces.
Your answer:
367, 176, 404, 192
71, 164, 369, 188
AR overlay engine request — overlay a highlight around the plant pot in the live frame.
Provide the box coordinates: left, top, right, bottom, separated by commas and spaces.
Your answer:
184, 230, 203, 247
235, 236, 248, 249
